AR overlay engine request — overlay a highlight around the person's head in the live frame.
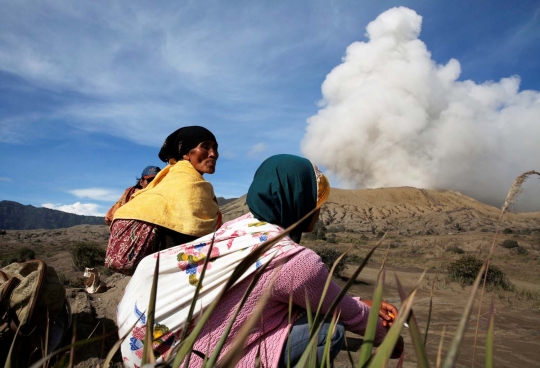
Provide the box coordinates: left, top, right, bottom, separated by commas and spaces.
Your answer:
136, 165, 161, 189
246, 154, 330, 242
158, 126, 218, 174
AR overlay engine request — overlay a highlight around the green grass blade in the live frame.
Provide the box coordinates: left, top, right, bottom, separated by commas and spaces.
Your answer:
69, 314, 76, 368
254, 346, 261, 368
180, 234, 218, 368
224, 207, 318, 291
306, 245, 352, 364
285, 293, 294, 368
179, 232, 217, 344
290, 237, 386, 367
170, 266, 271, 367
169, 289, 222, 366
472, 225, 500, 366
4, 320, 22, 368
214, 280, 275, 368
303, 291, 319, 367
485, 299, 494, 368
292, 233, 387, 362
320, 310, 340, 368
316, 235, 386, 336
395, 275, 430, 368
314, 245, 353, 323
441, 263, 486, 368
100, 324, 106, 359
425, 279, 435, 346
204, 259, 273, 367
102, 310, 147, 367
381, 238, 390, 268
368, 276, 421, 367
44, 309, 50, 367
29, 327, 120, 368
85, 320, 101, 340
344, 333, 355, 368
141, 252, 160, 365
292, 323, 324, 368
436, 326, 446, 368
357, 268, 385, 367
170, 208, 319, 367
305, 289, 313, 331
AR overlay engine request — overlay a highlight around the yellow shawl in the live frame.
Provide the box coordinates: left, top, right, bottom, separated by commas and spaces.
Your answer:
113, 160, 219, 237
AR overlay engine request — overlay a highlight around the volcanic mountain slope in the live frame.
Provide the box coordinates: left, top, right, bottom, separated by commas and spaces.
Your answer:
220, 187, 540, 234
0, 187, 538, 367
0, 200, 104, 230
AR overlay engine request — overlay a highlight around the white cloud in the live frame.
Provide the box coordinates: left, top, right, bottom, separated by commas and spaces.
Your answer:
302, 7, 540, 210
0, 1, 355, 149
42, 202, 105, 216
0, 113, 45, 144
0, 177, 11, 182
248, 143, 267, 157
69, 188, 122, 202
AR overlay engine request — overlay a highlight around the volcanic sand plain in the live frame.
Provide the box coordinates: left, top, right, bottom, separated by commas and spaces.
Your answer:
1, 187, 539, 367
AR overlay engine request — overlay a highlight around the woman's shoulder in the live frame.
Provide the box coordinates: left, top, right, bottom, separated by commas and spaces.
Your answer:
270, 246, 323, 271
284, 246, 322, 264
271, 247, 330, 293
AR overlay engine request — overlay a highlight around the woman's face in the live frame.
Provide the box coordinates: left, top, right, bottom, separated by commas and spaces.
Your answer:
139, 176, 155, 189
183, 141, 219, 174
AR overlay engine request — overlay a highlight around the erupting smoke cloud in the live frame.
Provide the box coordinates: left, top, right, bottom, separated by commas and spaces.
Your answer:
302, 7, 540, 211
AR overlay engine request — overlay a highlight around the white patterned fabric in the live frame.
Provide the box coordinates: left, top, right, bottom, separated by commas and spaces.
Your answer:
117, 213, 297, 367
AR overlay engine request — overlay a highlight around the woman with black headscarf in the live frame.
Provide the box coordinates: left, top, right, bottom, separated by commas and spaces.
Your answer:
105, 126, 222, 275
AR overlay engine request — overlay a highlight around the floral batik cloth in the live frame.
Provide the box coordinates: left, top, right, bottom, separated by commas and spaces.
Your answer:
117, 213, 298, 367
105, 219, 159, 275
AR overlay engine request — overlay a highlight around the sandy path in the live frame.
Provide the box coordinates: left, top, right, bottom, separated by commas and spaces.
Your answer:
333, 266, 540, 367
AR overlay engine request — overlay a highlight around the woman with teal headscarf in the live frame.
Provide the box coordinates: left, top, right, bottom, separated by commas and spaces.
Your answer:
247, 154, 320, 242
117, 154, 401, 367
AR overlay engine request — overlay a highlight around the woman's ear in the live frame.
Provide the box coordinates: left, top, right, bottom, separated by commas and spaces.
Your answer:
182, 153, 190, 161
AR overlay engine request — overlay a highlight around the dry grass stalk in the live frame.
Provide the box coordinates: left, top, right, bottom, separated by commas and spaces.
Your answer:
500, 170, 540, 217
472, 170, 540, 367
436, 325, 446, 368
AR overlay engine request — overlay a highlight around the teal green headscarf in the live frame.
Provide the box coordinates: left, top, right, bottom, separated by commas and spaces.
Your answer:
247, 154, 317, 241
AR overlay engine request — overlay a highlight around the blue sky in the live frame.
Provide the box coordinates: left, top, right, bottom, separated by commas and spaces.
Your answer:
1, 0, 539, 216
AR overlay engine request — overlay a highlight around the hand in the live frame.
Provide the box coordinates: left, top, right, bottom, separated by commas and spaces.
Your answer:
363, 300, 399, 328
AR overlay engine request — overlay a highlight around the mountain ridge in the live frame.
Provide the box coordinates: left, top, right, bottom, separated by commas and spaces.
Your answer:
0, 200, 104, 230
2, 186, 539, 232
220, 187, 540, 234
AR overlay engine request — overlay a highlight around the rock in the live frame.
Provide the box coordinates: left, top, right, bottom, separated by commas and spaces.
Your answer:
65, 274, 131, 367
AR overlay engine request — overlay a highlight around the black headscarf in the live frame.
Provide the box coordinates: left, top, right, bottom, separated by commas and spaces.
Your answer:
158, 126, 217, 162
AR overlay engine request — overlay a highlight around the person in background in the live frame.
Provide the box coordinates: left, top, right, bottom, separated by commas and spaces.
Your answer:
105, 126, 222, 275
117, 154, 402, 367
104, 165, 161, 226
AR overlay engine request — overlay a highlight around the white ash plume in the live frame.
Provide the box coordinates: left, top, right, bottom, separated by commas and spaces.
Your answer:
302, 7, 540, 211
